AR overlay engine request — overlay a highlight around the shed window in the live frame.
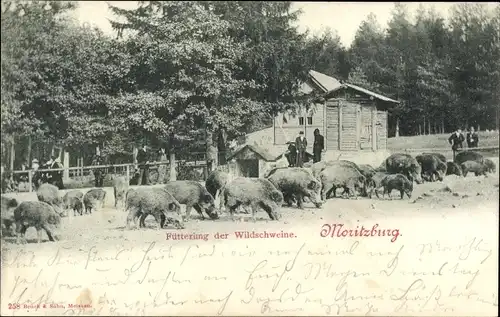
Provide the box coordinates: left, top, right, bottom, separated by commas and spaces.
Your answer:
299, 117, 304, 125
307, 117, 313, 125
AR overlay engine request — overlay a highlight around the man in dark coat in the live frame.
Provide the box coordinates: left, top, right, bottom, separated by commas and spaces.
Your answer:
466, 126, 479, 148
448, 128, 465, 160
295, 131, 307, 168
49, 156, 64, 189
313, 128, 324, 163
136, 145, 150, 186
91, 152, 106, 187
285, 141, 297, 167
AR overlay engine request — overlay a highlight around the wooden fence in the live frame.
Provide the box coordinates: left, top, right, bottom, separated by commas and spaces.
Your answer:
2, 146, 497, 194
2, 159, 208, 193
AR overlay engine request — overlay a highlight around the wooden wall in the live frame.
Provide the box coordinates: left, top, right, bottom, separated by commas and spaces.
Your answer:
377, 110, 388, 150
325, 100, 339, 150
323, 98, 389, 151
340, 100, 358, 150
272, 94, 389, 151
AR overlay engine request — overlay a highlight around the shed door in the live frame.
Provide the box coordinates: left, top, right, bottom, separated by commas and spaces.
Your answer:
340, 101, 358, 150
239, 159, 259, 178
326, 101, 339, 150
359, 106, 373, 150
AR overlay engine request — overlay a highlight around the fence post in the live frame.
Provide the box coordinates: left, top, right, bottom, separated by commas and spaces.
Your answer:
28, 170, 32, 193
63, 151, 70, 181
169, 153, 177, 181
126, 165, 130, 185
203, 166, 208, 180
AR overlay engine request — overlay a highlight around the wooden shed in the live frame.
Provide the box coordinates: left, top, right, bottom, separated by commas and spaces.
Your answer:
322, 83, 399, 151
273, 70, 399, 152
227, 144, 280, 178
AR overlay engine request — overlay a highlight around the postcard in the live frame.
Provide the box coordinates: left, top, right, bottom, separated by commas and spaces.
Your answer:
1, 1, 498, 316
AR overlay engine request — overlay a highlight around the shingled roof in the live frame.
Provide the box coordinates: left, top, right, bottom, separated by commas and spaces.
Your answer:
227, 144, 280, 162
308, 70, 342, 92
307, 70, 399, 104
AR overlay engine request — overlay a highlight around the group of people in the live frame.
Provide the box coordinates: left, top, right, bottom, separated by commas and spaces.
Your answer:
130, 145, 169, 186
285, 129, 325, 168
3, 127, 479, 192
31, 155, 65, 190
285, 126, 480, 167
89, 146, 168, 188
448, 126, 479, 150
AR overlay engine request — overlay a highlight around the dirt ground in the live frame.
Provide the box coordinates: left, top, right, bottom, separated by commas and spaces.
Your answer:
1, 158, 499, 316
1, 158, 498, 246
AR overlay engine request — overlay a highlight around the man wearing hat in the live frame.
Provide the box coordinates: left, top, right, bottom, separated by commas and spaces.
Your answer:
295, 131, 307, 168
285, 141, 297, 167
91, 150, 107, 187
32, 159, 40, 171
448, 128, 465, 160
136, 144, 150, 185
30, 159, 41, 190
50, 155, 64, 189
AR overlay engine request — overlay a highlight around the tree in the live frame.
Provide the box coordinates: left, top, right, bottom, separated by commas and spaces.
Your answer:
304, 28, 349, 80
449, 3, 500, 130
210, 1, 312, 123
1, 1, 78, 167
109, 1, 260, 168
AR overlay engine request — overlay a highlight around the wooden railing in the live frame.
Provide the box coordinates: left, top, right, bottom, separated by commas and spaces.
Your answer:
2, 160, 208, 193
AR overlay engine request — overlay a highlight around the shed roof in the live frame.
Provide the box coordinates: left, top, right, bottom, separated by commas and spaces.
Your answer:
308, 70, 342, 93
308, 70, 399, 104
328, 83, 400, 104
227, 144, 280, 162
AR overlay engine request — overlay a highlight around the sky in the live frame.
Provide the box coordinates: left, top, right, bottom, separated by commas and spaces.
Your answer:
71, 2, 476, 47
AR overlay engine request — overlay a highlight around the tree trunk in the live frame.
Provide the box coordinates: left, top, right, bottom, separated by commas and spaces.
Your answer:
63, 151, 70, 181
206, 129, 218, 173
168, 133, 177, 181
218, 130, 227, 166
418, 124, 422, 135
169, 152, 176, 181
423, 116, 426, 135
132, 147, 138, 164
10, 137, 15, 173
496, 107, 499, 131
441, 119, 445, 134
26, 135, 32, 166
395, 117, 400, 137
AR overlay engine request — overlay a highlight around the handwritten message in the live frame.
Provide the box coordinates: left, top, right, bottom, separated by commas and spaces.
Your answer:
1, 215, 498, 316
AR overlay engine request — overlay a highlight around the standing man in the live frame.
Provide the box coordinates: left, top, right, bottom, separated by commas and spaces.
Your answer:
313, 128, 324, 163
466, 126, 479, 148
295, 131, 307, 168
448, 128, 465, 160
137, 144, 150, 186
50, 155, 64, 189
91, 151, 106, 187
31, 159, 41, 190
285, 141, 297, 167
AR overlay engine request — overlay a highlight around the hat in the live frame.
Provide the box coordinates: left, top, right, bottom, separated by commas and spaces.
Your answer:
32, 159, 39, 163
299, 131, 304, 135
